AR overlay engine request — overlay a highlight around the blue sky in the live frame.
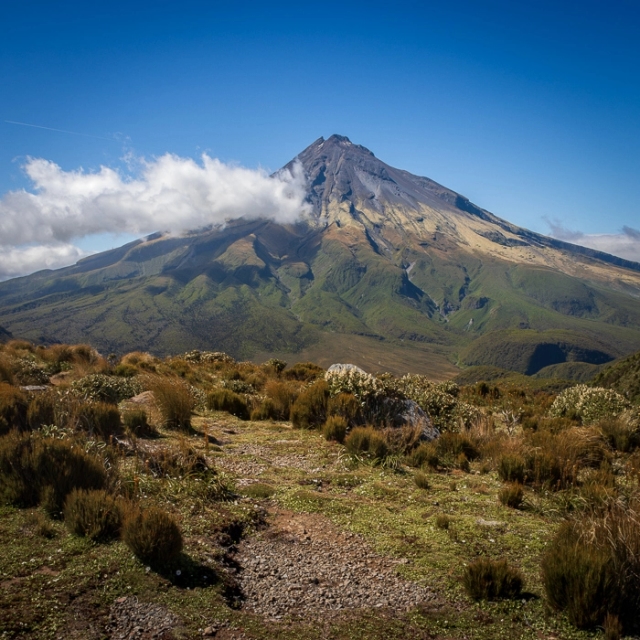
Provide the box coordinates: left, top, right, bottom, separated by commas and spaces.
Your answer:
1, 0, 639, 277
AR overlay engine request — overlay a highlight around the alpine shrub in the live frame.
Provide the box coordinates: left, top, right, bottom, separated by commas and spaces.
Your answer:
123, 408, 156, 438
206, 388, 249, 420
76, 401, 122, 440
150, 378, 195, 431
63, 489, 123, 541
344, 426, 388, 461
499, 483, 524, 509
322, 415, 347, 443
290, 380, 329, 429
122, 506, 183, 566
327, 393, 361, 425
0, 432, 107, 514
0, 383, 28, 434
462, 558, 523, 601
283, 362, 324, 381
497, 454, 526, 484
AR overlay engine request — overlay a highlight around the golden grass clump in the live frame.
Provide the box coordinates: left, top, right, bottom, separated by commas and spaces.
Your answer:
542, 498, 640, 631
149, 378, 195, 431
290, 380, 328, 429
322, 415, 348, 443
63, 488, 123, 542
462, 558, 523, 601
0, 382, 28, 434
122, 505, 183, 566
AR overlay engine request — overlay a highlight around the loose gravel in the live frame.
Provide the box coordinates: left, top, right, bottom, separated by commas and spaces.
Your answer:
231, 510, 437, 620
106, 596, 181, 639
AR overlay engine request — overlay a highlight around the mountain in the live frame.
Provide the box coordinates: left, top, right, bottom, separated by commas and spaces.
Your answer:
1, 134, 640, 378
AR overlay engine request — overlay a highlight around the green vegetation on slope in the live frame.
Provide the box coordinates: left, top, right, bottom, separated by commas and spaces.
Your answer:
594, 350, 640, 404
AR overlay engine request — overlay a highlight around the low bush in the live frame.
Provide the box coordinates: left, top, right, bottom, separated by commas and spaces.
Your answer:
290, 380, 328, 429
499, 482, 524, 509
122, 505, 183, 566
283, 362, 324, 381
150, 378, 195, 431
435, 514, 451, 530
497, 454, 526, 483
27, 391, 56, 429
123, 408, 156, 438
264, 380, 298, 420
12, 357, 49, 385
436, 432, 480, 465
414, 471, 430, 490
344, 426, 388, 461
0, 383, 28, 434
76, 401, 122, 440
549, 385, 629, 425
408, 442, 439, 469
322, 416, 347, 443
0, 432, 107, 515
63, 489, 123, 541
264, 358, 287, 374
327, 392, 361, 425
542, 500, 640, 631
206, 388, 249, 420
462, 558, 523, 601
71, 374, 141, 404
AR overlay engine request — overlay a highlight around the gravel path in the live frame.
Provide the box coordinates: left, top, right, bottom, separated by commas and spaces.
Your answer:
106, 596, 182, 639
231, 510, 437, 620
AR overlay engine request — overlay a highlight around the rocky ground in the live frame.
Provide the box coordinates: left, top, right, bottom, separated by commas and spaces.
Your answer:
230, 509, 437, 620
103, 507, 438, 638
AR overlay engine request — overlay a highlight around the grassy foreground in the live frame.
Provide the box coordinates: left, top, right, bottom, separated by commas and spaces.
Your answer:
0, 340, 639, 639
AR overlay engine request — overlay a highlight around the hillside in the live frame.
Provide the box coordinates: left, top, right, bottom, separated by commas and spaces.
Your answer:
0, 135, 639, 376
594, 349, 640, 403
2, 340, 640, 638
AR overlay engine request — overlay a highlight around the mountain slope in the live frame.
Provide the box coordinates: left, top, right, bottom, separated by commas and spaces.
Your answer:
0, 134, 639, 377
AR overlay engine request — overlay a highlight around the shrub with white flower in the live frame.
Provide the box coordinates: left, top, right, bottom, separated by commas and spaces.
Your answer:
325, 367, 383, 400
390, 375, 478, 431
71, 374, 142, 404
549, 385, 630, 425
183, 350, 235, 364
325, 368, 477, 431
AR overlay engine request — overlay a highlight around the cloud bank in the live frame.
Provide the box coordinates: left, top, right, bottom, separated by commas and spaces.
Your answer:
545, 218, 640, 264
0, 154, 309, 278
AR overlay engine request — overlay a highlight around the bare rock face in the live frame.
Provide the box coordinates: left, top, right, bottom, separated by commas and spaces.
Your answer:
389, 397, 439, 441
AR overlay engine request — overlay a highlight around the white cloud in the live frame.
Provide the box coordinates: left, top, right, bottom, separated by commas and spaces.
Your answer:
572, 231, 640, 263
0, 154, 310, 278
545, 218, 640, 264
0, 244, 88, 281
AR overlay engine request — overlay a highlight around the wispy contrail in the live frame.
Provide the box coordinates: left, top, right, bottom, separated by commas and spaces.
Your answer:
5, 120, 113, 141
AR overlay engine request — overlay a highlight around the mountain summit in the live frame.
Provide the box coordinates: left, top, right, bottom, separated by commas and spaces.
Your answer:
1, 135, 640, 377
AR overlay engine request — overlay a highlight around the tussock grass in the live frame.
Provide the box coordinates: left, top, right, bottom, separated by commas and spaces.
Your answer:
149, 377, 195, 431
462, 558, 523, 601
122, 505, 183, 566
